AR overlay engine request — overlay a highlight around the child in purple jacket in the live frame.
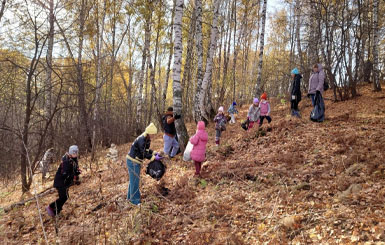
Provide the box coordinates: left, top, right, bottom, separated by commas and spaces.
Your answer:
190, 121, 208, 176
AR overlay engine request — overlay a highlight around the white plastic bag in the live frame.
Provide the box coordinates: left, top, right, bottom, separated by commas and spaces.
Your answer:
183, 141, 193, 161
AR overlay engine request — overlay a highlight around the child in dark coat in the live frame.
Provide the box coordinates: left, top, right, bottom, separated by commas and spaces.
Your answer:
46, 145, 81, 217
214, 106, 227, 146
290, 68, 302, 117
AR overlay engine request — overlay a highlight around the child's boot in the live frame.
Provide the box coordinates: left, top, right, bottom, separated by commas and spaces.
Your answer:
46, 205, 55, 217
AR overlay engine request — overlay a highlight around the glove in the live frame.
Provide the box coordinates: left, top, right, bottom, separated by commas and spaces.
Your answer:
75, 168, 82, 175
174, 114, 181, 120
155, 153, 164, 161
73, 176, 81, 185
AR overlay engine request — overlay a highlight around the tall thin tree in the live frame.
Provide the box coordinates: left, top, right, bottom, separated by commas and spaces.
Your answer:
254, 0, 267, 97
372, 0, 381, 91
172, 0, 189, 150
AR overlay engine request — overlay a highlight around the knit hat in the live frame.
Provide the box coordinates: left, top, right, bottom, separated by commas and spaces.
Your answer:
69, 145, 79, 156
291, 68, 299, 75
145, 123, 158, 135
197, 121, 205, 130
218, 106, 224, 112
261, 93, 267, 100
232, 101, 237, 106
253, 98, 259, 104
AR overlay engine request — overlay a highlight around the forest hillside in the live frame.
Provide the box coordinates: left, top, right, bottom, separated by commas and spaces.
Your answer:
1, 84, 385, 244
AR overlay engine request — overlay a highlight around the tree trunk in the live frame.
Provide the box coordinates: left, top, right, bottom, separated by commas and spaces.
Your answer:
92, 0, 106, 160
372, 0, 381, 91
0, 0, 6, 24
254, 0, 267, 97
149, 6, 162, 124
295, 0, 306, 90
162, 1, 175, 114
77, 0, 92, 152
193, 0, 203, 122
21, 25, 45, 193
198, 0, 222, 123
181, 1, 197, 116
45, 0, 54, 148
136, 11, 152, 134
172, 0, 189, 151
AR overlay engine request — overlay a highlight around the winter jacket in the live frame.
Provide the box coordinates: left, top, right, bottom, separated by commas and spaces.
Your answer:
190, 124, 208, 163
248, 105, 260, 121
162, 112, 176, 137
259, 100, 271, 116
308, 64, 325, 95
127, 135, 155, 164
227, 104, 238, 114
214, 113, 227, 131
291, 74, 302, 102
54, 154, 80, 188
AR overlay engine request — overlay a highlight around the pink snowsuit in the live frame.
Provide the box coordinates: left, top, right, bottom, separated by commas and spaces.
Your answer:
190, 121, 208, 163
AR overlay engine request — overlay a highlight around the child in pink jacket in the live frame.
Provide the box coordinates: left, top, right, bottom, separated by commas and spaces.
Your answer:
259, 92, 272, 126
189, 121, 208, 176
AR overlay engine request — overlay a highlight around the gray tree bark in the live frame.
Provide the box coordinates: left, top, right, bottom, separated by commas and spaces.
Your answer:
372, 0, 381, 91
254, 0, 267, 97
193, 0, 203, 122
199, 0, 222, 122
172, 0, 189, 151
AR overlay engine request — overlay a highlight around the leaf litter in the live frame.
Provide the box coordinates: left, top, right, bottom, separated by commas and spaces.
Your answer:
1, 85, 385, 244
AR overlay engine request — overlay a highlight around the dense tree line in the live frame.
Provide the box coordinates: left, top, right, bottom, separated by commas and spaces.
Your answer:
0, 0, 383, 192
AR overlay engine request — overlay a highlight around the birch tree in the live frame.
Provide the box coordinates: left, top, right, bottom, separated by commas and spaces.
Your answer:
92, 0, 106, 160
197, 0, 222, 122
193, 0, 203, 122
254, 0, 267, 97
372, 0, 381, 91
45, 0, 54, 148
0, 0, 6, 24
162, 0, 175, 113
136, 2, 152, 134
172, 0, 189, 150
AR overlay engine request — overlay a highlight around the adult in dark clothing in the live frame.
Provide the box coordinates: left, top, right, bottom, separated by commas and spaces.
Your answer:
162, 107, 181, 158
290, 68, 302, 118
126, 123, 163, 205
46, 145, 81, 217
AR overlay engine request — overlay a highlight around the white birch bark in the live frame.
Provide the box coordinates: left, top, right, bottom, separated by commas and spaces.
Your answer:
0, 0, 6, 24
193, 0, 203, 122
136, 13, 151, 132
172, 0, 189, 150
45, 0, 54, 147
199, 0, 222, 122
92, 0, 106, 159
254, 0, 267, 97
162, 0, 175, 113
372, 0, 381, 91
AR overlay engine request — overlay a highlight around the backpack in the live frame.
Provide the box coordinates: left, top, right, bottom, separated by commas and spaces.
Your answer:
146, 160, 166, 181
323, 79, 330, 91
241, 119, 249, 131
161, 115, 168, 131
